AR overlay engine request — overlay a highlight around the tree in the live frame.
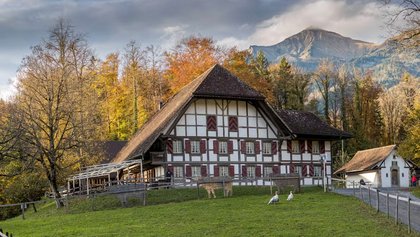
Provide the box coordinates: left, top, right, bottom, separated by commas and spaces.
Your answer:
398, 94, 420, 163
313, 59, 336, 124
7, 20, 101, 207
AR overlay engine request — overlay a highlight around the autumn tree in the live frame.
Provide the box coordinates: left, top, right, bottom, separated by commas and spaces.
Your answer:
312, 59, 336, 124
6, 20, 101, 207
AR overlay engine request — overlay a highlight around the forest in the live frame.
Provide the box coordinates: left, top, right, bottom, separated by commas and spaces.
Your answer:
0, 18, 418, 217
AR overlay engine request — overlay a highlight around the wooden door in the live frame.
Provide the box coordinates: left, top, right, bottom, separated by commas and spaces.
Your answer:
391, 169, 399, 186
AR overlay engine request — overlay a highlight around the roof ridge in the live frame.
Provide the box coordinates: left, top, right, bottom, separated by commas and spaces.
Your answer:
356, 144, 396, 153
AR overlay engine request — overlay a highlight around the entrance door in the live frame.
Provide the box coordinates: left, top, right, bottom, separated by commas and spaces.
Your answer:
391, 169, 399, 186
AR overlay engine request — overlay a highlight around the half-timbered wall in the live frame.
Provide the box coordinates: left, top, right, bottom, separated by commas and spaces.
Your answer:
164, 98, 333, 186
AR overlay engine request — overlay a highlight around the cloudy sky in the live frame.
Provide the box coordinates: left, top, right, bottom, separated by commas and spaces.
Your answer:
0, 0, 397, 99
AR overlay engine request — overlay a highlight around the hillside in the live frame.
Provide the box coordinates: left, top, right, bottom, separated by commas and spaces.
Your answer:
250, 28, 419, 87
0, 187, 419, 237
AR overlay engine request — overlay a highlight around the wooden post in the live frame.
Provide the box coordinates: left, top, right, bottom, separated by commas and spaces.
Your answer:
395, 193, 399, 225
20, 204, 25, 220
32, 203, 37, 212
408, 197, 411, 233
376, 190, 379, 213
86, 178, 90, 196
108, 174, 111, 186
386, 193, 389, 218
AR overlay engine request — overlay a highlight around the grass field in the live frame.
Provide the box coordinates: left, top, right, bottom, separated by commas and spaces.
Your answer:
1, 187, 419, 237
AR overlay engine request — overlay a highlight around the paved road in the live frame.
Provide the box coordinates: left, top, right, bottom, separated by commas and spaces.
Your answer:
334, 188, 420, 233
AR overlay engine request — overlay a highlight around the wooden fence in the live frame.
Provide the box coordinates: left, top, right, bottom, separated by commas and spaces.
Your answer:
332, 178, 420, 234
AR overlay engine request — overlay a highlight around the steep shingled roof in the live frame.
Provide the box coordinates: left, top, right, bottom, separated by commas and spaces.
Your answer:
335, 145, 396, 174
112, 64, 265, 163
276, 110, 352, 139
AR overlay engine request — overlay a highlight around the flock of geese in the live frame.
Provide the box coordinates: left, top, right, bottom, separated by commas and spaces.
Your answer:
267, 191, 294, 205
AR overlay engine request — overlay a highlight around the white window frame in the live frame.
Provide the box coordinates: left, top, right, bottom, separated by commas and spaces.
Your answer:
219, 141, 228, 154
173, 140, 183, 154
192, 166, 201, 178
264, 166, 273, 177
191, 140, 200, 154
292, 140, 300, 153
174, 166, 184, 178
312, 141, 320, 154
247, 166, 256, 178
314, 166, 322, 177
262, 142, 272, 155
294, 165, 302, 176
246, 142, 255, 154
220, 166, 229, 177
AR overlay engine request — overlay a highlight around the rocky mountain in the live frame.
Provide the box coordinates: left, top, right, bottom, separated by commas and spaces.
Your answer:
250, 28, 419, 87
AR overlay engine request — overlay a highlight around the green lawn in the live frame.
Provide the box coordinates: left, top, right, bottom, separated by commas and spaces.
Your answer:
1, 187, 419, 237
412, 187, 420, 198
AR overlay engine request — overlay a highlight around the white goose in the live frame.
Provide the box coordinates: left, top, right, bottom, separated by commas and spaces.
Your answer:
287, 191, 294, 201
268, 191, 279, 205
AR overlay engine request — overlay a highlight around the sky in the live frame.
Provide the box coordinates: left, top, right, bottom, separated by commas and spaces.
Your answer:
0, 0, 399, 99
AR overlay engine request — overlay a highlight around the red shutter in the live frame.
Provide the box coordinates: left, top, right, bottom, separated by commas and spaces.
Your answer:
167, 165, 173, 173
289, 164, 295, 173
242, 166, 247, 177
228, 116, 238, 132
186, 165, 192, 177
272, 141, 277, 155
228, 141, 234, 154
302, 165, 307, 177
201, 166, 207, 177
185, 140, 191, 153
214, 165, 219, 177
256, 166, 262, 177
307, 140, 312, 153
213, 140, 219, 154
166, 140, 173, 154
309, 164, 314, 176
300, 140, 305, 153
229, 165, 235, 177
273, 165, 279, 175
207, 115, 217, 131
200, 140, 206, 154
287, 140, 292, 153
240, 141, 246, 154
255, 141, 260, 154
320, 141, 325, 154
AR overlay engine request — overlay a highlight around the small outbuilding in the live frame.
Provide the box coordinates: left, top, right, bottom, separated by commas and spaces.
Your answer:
335, 145, 414, 188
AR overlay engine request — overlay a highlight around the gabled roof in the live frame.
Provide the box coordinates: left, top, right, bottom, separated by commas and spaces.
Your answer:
276, 110, 352, 139
335, 145, 397, 174
112, 64, 266, 163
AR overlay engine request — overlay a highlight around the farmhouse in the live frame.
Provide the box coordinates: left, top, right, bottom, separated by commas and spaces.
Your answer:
112, 64, 351, 186
335, 145, 415, 188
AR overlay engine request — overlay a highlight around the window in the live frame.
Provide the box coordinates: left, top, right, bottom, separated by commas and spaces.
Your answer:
263, 142, 272, 155
294, 166, 302, 176
247, 166, 256, 178
207, 115, 217, 131
192, 166, 201, 178
191, 140, 200, 154
312, 141, 320, 154
219, 141, 228, 154
173, 140, 183, 153
314, 166, 322, 177
228, 116, 238, 132
246, 142, 255, 154
220, 166, 229, 177
292, 140, 300, 153
174, 166, 184, 178
264, 166, 273, 177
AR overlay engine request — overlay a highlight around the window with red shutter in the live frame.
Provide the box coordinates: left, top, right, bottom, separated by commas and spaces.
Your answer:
302, 165, 307, 177
287, 140, 292, 153
200, 140, 206, 154
256, 166, 262, 177
213, 140, 219, 154
241, 165, 247, 177
254, 141, 260, 154
214, 165, 219, 177
207, 115, 217, 131
299, 140, 305, 153
240, 141, 246, 154
228, 141, 233, 154
201, 165, 207, 177
166, 140, 173, 154
273, 165, 279, 175
228, 116, 238, 132
186, 165, 192, 177
271, 141, 277, 155
320, 141, 325, 153
185, 140, 191, 153
229, 165, 235, 177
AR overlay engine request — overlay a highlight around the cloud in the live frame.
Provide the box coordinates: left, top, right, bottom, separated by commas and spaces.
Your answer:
248, 0, 388, 46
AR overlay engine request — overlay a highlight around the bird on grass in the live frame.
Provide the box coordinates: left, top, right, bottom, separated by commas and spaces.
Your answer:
268, 191, 279, 205
287, 191, 294, 201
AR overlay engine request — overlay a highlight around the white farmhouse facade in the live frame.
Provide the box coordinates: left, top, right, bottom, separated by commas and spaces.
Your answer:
335, 145, 414, 188
113, 64, 351, 186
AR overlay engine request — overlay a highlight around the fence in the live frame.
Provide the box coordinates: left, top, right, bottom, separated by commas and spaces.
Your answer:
332, 178, 420, 234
